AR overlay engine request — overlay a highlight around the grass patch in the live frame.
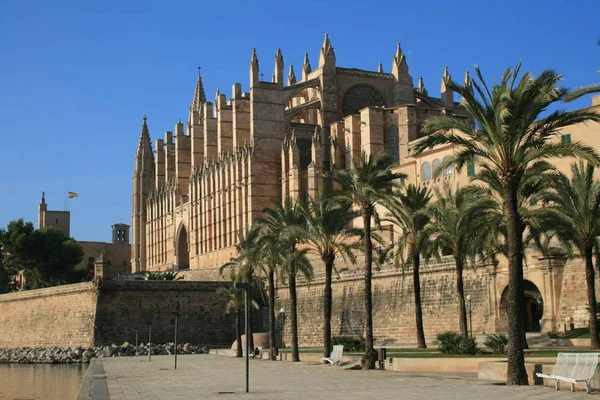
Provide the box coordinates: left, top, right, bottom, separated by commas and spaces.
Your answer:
280, 348, 594, 358
551, 327, 590, 339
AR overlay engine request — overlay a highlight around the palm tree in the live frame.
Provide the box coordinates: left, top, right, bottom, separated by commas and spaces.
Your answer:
333, 151, 405, 369
220, 225, 263, 351
384, 184, 432, 348
216, 271, 252, 358
540, 162, 600, 348
301, 192, 361, 358
423, 183, 498, 337
256, 225, 284, 360
259, 196, 311, 362
414, 63, 600, 384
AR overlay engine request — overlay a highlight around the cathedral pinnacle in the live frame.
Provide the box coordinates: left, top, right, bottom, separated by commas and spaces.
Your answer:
443, 64, 451, 83
303, 52, 312, 78
417, 76, 427, 95
319, 33, 335, 68
250, 48, 260, 86
251, 48, 259, 68
464, 69, 472, 88
392, 41, 410, 82
288, 63, 297, 86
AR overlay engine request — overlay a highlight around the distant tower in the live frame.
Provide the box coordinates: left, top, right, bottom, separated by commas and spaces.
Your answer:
38, 191, 47, 229
112, 223, 130, 244
131, 116, 155, 272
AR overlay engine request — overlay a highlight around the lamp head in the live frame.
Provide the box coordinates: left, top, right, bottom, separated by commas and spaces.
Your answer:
280, 307, 285, 314
466, 294, 471, 301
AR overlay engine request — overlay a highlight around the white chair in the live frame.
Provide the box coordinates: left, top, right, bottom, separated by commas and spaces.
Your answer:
323, 345, 344, 365
536, 352, 599, 393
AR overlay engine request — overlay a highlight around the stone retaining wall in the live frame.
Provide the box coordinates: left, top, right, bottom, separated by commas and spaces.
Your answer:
0, 280, 235, 349
0, 283, 97, 348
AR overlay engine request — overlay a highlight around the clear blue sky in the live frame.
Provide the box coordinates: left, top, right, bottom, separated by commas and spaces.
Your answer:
0, 0, 598, 242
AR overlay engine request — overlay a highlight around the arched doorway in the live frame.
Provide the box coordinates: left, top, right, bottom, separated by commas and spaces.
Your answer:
177, 225, 189, 270
499, 280, 544, 332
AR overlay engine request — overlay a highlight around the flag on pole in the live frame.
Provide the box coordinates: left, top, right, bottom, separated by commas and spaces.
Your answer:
68, 192, 78, 199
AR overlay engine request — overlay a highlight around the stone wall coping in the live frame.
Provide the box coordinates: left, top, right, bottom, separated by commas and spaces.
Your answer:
99, 280, 231, 291
0, 282, 96, 302
289, 257, 463, 287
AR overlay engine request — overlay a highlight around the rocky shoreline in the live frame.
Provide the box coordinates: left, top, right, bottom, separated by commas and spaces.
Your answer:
0, 342, 208, 364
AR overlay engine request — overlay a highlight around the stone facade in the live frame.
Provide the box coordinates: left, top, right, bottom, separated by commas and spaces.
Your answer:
131, 36, 467, 274
0, 280, 235, 348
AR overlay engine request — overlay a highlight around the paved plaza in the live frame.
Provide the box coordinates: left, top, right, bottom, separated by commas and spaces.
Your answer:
89, 354, 595, 399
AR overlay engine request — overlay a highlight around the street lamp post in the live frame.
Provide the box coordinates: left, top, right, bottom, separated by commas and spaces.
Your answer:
466, 295, 472, 338
279, 307, 285, 349
234, 282, 250, 393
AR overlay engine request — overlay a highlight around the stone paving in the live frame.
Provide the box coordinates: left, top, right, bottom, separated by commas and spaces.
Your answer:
98, 354, 595, 399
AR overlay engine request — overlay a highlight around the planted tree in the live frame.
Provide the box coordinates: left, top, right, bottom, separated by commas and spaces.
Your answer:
414, 64, 600, 384
423, 183, 498, 337
217, 271, 259, 358
333, 152, 404, 369
541, 162, 600, 348
220, 225, 263, 351
301, 192, 361, 358
260, 197, 311, 362
384, 184, 431, 348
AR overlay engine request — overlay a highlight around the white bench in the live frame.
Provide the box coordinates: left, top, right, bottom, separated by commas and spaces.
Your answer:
323, 345, 344, 365
536, 352, 599, 393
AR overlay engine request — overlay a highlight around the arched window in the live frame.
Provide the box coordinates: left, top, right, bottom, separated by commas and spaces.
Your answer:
443, 156, 453, 176
342, 84, 385, 116
386, 125, 400, 163
421, 162, 431, 181
432, 159, 441, 178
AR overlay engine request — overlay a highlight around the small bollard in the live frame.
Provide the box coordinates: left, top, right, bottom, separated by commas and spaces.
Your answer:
378, 347, 387, 371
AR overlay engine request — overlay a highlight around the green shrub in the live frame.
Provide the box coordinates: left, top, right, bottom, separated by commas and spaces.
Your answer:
436, 332, 478, 355
331, 336, 365, 352
484, 334, 508, 354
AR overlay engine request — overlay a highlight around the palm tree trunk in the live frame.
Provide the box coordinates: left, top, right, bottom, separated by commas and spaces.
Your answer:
503, 181, 529, 385
412, 248, 427, 348
362, 211, 377, 370
584, 245, 599, 348
289, 272, 300, 362
268, 269, 277, 359
455, 256, 468, 338
323, 254, 334, 358
236, 308, 242, 358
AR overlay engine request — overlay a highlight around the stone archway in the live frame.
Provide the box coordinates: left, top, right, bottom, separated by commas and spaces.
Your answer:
499, 280, 544, 332
176, 224, 189, 270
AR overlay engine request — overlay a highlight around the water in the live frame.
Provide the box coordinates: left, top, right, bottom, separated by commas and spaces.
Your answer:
0, 363, 86, 400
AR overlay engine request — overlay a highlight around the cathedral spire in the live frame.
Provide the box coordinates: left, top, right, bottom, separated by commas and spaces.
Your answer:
302, 52, 312, 80
288, 63, 297, 86
318, 33, 336, 70
191, 67, 206, 112
378, 62, 383, 73
136, 115, 152, 156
